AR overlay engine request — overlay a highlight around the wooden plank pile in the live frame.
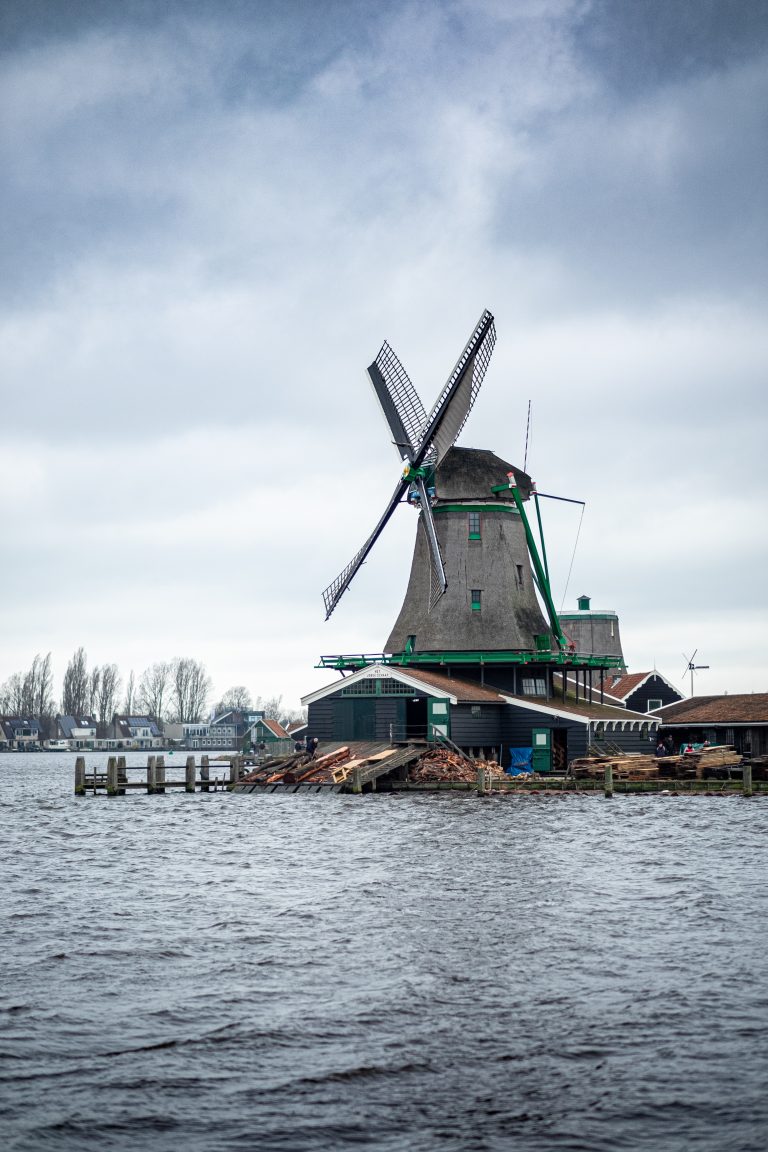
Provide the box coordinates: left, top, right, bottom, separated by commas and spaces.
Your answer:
570, 744, 742, 782
570, 753, 660, 781
675, 745, 741, 778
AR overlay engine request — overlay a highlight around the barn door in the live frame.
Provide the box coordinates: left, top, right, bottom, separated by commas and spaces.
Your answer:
532, 727, 552, 774
428, 698, 450, 740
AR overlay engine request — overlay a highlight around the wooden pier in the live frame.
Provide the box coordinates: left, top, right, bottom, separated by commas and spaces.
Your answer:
76, 752, 765, 798
74, 754, 243, 796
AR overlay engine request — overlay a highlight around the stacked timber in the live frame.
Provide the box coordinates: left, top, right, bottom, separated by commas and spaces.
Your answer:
570, 753, 660, 781
682, 745, 741, 778
571, 745, 742, 782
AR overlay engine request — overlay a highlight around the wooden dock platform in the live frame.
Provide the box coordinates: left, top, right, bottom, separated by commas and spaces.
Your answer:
74, 754, 242, 796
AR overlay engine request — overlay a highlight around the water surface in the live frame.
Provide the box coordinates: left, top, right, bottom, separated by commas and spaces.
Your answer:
1, 753, 766, 1151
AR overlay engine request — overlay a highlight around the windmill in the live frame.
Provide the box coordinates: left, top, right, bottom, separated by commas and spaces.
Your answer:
322, 310, 555, 655
682, 650, 709, 698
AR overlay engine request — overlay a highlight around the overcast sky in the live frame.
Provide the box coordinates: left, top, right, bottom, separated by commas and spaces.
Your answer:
1, 0, 766, 712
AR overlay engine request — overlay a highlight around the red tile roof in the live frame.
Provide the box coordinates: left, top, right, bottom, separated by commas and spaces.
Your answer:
657, 695, 768, 724
605, 672, 651, 699
262, 717, 290, 739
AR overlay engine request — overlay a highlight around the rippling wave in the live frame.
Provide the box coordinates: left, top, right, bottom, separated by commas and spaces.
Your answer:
1, 754, 767, 1151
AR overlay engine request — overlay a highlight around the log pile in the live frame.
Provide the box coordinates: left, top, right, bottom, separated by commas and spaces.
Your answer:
240, 753, 306, 783
266, 746, 351, 785
409, 749, 500, 784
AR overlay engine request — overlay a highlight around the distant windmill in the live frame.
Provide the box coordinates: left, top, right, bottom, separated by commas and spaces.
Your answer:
681, 649, 709, 697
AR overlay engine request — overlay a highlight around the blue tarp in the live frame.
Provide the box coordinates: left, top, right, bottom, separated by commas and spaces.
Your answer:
507, 747, 533, 775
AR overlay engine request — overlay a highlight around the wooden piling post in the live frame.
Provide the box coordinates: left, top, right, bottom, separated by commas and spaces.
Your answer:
743, 761, 753, 798
351, 766, 362, 794
156, 755, 166, 794
147, 755, 157, 794
185, 756, 196, 793
604, 761, 614, 798
117, 755, 127, 795
201, 755, 210, 793
106, 756, 119, 797
75, 756, 86, 796
230, 755, 241, 785
477, 764, 486, 795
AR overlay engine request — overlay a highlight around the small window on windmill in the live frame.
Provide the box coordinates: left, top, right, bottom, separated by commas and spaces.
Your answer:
516, 564, 524, 589
468, 511, 481, 540
471, 589, 482, 611
471, 705, 481, 717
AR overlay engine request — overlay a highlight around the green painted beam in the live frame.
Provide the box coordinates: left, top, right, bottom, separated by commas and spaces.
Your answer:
317, 651, 624, 670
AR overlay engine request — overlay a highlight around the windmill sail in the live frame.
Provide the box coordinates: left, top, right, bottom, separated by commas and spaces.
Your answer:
415, 476, 447, 608
368, 343, 429, 461
421, 310, 496, 464
322, 308, 496, 621
322, 474, 410, 620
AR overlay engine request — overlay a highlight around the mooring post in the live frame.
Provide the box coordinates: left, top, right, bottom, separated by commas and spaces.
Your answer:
477, 764, 486, 795
147, 755, 157, 795
604, 761, 614, 798
201, 755, 210, 793
185, 755, 196, 793
230, 755, 241, 785
156, 755, 166, 794
75, 756, 86, 796
743, 761, 753, 798
106, 756, 119, 797
351, 767, 362, 794
117, 755, 127, 795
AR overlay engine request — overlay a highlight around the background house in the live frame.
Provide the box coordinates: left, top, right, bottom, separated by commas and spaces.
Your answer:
56, 715, 98, 749
108, 715, 164, 749
601, 671, 684, 714
249, 716, 292, 756
0, 716, 42, 750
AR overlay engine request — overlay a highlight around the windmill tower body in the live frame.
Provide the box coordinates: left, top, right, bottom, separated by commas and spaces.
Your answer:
386, 448, 550, 653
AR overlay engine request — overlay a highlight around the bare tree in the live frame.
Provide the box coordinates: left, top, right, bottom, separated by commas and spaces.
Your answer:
62, 648, 89, 717
254, 694, 283, 720
0, 672, 24, 714
32, 653, 55, 720
215, 685, 253, 714
170, 657, 211, 723
138, 661, 171, 722
88, 667, 100, 717
123, 670, 136, 714
252, 694, 306, 730
280, 705, 308, 729
94, 664, 121, 726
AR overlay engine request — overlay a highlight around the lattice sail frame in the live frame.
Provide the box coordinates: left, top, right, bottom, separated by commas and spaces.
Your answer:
322, 310, 497, 621
368, 342, 429, 461
424, 309, 496, 465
